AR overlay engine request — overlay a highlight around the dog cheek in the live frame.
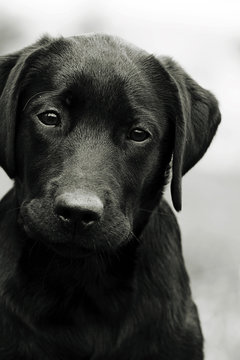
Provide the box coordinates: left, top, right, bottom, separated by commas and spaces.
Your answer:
121, 155, 158, 220
19, 198, 62, 242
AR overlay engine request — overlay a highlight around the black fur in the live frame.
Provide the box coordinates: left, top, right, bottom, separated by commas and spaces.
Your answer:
0, 34, 220, 359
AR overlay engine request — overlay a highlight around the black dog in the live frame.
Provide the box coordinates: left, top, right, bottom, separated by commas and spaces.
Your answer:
0, 34, 220, 360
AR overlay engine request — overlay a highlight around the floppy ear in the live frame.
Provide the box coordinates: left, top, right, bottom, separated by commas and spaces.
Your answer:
158, 57, 221, 211
0, 37, 53, 178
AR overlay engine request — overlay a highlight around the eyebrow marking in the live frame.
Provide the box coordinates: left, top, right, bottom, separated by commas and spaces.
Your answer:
22, 91, 55, 112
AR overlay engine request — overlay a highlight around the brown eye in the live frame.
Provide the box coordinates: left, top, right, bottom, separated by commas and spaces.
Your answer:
37, 111, 61, 126
129, 128, 150, 142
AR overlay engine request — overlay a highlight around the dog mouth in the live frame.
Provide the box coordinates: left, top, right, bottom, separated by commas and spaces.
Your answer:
19, 201, 133, 257
46, 241, 96, 258
21, 220, 112, 258
22, 224, 133, 259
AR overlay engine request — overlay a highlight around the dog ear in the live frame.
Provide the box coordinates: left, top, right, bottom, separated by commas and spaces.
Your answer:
0, 37, 52, 178
158, 57, 221, 211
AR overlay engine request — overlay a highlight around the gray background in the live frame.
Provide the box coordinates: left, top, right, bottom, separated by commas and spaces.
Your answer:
0, 0, 239, 358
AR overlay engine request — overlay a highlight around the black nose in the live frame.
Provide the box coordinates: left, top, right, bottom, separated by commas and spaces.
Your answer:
54, 191, 104, 228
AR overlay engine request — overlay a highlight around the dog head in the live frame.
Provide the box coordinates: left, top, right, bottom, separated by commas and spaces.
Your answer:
0, 34, 220, 255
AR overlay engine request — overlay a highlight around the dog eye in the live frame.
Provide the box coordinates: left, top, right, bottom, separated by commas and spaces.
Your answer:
37, 111, 61, 126
128, 128, 150, 142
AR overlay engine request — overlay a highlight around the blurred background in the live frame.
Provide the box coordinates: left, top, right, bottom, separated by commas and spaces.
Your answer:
0, 0, 239, 358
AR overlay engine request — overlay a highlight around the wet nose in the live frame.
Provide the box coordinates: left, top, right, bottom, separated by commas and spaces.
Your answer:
54, 191, 104, 228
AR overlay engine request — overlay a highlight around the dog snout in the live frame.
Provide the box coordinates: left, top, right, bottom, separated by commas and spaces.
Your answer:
54, 191, 104, 228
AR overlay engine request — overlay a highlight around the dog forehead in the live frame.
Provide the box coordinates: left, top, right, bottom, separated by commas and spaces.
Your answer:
27, 35, 147, 86
63, 34, 147, 71
21, 35, 161, 117
20, 35, 152, 106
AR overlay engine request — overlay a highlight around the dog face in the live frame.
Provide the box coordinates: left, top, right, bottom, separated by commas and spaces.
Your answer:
15, 36, 172, 255
0, 34, 220, 256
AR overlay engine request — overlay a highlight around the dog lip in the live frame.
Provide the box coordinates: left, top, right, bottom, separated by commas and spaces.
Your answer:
48, 241, 95, 258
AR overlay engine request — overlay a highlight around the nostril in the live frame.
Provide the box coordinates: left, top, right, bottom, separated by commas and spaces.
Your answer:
80, 210, 100, 226
56, 206, 72, 223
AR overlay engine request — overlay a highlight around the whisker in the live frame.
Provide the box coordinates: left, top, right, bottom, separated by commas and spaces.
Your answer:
5, 206, 21, 214
129, 231, 141, 244
28, 238, 40, 258
138, 207, 171, 216
41, 251, 57, 291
